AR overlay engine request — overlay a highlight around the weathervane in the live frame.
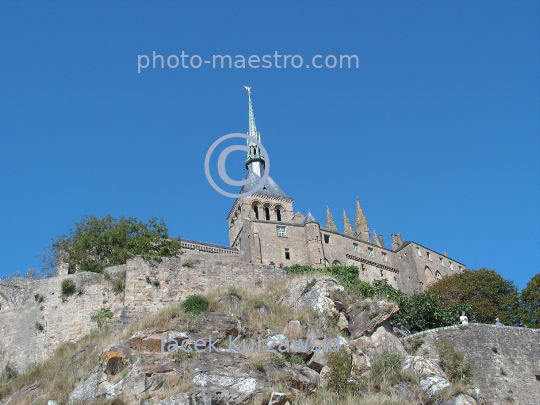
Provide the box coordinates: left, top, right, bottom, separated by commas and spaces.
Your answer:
243, 85, 252, 94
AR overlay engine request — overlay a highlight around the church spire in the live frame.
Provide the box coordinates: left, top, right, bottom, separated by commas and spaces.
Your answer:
326, 206, 337, 231
343, 209, 355, 237
243, 86, 264, 175
355, 198, 370, 242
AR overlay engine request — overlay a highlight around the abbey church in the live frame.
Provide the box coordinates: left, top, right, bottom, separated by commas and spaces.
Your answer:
215, 88, 466, 295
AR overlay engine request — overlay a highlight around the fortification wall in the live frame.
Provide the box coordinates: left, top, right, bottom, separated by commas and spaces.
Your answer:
0, 272, 125, 374
122, 253, 285, 319
401, 323, 540, 405
0, 253, 284, 373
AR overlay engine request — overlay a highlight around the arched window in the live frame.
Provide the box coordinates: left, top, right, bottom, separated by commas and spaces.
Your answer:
264, 204, 271, 220
424, 266, 435, 285
332, 260, 341, 265
435, 271, 442, 282
253, 204, 259, 220
275, 205, 283, 221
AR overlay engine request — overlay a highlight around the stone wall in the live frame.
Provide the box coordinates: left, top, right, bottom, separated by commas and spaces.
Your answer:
0, 272, 124, 373
122, 253, 285, 319
401, 323, 540, 405
0, 253, 284, 374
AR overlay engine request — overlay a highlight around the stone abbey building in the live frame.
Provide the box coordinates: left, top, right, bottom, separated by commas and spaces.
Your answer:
221, 88, 466, 295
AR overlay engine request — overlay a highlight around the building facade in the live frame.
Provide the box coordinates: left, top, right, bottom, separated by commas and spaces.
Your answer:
225, 88, 466, 295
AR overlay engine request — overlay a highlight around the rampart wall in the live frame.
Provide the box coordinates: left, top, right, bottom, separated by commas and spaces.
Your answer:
0, 251, 284, 373
401, 323, 540, 405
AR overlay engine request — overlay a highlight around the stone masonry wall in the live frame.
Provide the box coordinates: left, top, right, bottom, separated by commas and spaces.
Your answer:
0, 272, 124, 373
122, 253, 285, 319
401, 323, 540, 405
0, 253, 284, 373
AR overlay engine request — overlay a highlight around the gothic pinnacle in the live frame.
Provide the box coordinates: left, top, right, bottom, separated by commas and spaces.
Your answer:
343, 209, 355, 237
326, 206, 337, 231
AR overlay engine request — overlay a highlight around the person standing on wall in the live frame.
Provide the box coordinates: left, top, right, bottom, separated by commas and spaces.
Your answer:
460, 311, 469, 325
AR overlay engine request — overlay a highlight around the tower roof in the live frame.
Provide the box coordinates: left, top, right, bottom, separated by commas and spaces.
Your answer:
240, 167, 289, 198
303, 211, 317, 224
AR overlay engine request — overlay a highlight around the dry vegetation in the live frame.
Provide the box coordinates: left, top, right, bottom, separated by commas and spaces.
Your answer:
0, 272, 441, 404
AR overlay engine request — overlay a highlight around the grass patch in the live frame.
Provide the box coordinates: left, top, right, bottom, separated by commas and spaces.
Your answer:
61, 278, 76, 295
435, 339, 473, 384
182, 295, 209, 315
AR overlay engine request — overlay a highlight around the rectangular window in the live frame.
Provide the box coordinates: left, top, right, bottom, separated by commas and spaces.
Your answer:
439, 257, 444, 266
353, 243, 359, 253
368, 248, 374, 257
450, 262, 454, 270
324, 234, 330, 244
427, 252, 432, 261
276, 225, 286, 237
382, 252, 388, 262
459, 266, 462, 273
285, 248, 290, 260
416, 247, 422, 256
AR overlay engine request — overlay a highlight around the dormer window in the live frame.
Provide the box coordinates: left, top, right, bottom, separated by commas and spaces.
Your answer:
368, 248, 374, 258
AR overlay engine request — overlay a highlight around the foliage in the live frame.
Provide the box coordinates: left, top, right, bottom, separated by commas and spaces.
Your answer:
90, 307, 114, 331
182, 259, 195, 268
519, 273, 540, 328
35, 322, 44, 332
371, 350, 402, 383
182, 294, 209, 315
112, 275, 125, 294
326, 347, 354, 396
47, 215, 182, 274
61, 279, 76, 295
435, 339, 472, 384
428, 268, 520, 325
284, 264, 476, 333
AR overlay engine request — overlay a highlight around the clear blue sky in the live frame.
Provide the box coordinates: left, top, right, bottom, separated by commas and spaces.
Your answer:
0, 1, 538, 290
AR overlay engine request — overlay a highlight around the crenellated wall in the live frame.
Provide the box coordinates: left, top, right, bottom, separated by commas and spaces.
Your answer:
401, 323, 540, 405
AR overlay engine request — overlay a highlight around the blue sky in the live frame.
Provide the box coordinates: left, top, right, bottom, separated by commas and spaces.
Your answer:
0, 1, 538, 290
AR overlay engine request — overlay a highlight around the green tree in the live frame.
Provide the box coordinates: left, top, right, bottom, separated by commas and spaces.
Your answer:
519, 273, 540, 328
428, 268, 519, 325
48, 216, 182, 274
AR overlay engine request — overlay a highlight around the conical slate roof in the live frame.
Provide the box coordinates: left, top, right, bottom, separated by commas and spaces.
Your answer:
240, 168, 289, 198
303, 211, 317, 224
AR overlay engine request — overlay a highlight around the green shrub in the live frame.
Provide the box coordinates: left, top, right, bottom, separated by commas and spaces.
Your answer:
435, 339, 473, 384
35, 322, 44, 332
47, 216, 182, 274
112, 276, 125, 293
326, 347, 354, 396
182, 259, 195, 268
90, 307, 114, 331
182, 295, 209, 315
371, 350, 402, 383
61, 279, 76, 295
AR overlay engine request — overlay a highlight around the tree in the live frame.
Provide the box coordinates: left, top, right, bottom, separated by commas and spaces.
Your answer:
47, 216, 182, 274
428, 268, 520, 325
519, 273, 540, 328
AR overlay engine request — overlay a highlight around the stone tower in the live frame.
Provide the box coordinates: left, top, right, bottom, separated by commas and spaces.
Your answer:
227, 87, 293, 257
